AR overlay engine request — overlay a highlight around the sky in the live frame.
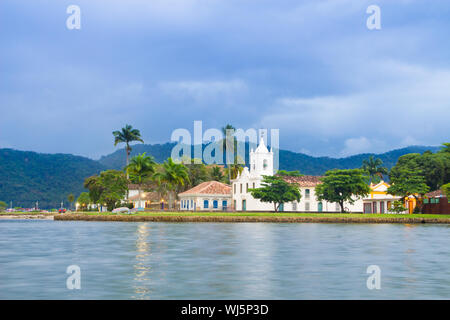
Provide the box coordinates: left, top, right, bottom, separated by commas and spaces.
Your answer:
0, 0, 449, 159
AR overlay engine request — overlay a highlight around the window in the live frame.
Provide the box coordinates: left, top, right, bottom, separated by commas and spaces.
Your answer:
253, 182, 255, 188
204, 200, 209, 209
234, 184, 236, 194
222, 200, 227, 209
213, 200, 218, 209
318, 202, 323, 212
305, 189, 310, 199
292, 202, 297, 211
263, 159, 268, 169
240, 184, 243, 193
305, 202, 310, 211
246, 183, 248, 193
380, 202, 385, 213
242, 199, 246, 211
233, 200, 236, 209
424, 198, 429, 204
335, 203, 340, 211
372, 202, 377, 213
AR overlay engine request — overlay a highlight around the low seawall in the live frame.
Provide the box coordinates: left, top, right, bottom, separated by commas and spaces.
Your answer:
0, 214, 54, 220
54, 214, 450, 224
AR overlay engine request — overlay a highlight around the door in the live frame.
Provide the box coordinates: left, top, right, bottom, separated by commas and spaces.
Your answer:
242, 200, 246, 211
364, 203, 372, 213
380, 202, 385, 213
318, 202, 323, 212
372, 202, 377, 214
279, 203, 284, 212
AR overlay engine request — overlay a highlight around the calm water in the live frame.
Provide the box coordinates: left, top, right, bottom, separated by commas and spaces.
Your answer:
1, 219, 450, 299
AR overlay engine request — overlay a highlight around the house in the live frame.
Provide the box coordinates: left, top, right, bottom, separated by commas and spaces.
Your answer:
178, 181, 232, 211
422, 190, 450, 214
128, 184, 167, 210
362, 181, 403, 213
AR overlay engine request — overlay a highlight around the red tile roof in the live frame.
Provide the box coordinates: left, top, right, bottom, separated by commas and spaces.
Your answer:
425, 189, 445, 198
179, 181, 231, 196
281, 175, 323, 187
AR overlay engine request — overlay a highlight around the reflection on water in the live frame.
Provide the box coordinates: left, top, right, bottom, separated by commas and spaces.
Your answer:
132, 223, 151, 300
1, 220, 450, 299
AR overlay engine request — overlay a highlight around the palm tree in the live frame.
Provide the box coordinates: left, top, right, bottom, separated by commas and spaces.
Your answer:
67, 193, 75, 210
125, 153, 156, 209
113, 124, 144, 169
154, 158, 190, 210
221, 124, 236, 183
361, 156, 388, 184
210, 165, 225, 182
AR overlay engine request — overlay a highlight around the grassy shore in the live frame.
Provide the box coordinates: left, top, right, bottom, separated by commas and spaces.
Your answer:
49, 211, 450, 224
3, 211, 450, 223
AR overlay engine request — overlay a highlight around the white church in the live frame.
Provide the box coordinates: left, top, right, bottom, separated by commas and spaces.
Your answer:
231, 136, 354, 212
177, 136, 403, 213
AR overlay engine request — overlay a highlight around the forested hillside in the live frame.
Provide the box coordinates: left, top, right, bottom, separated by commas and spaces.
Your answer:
0, 144, 441, 208
0, 149, 106, 208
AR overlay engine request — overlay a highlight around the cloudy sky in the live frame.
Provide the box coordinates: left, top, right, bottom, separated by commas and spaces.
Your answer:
1, 0, 449, 159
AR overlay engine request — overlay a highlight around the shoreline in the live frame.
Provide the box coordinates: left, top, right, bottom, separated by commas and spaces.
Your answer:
53, 214, 450, 224
0, 214, 54, 220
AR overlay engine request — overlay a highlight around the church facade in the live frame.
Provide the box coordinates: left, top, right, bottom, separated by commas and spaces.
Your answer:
231, 137, 385, 212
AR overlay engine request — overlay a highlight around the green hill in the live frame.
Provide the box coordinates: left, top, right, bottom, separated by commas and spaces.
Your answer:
0, 144, 441, 209
100, 142, 440, 174
0, 149, 106, 209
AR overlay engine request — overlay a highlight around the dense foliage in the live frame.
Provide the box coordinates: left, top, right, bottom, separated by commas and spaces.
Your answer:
315, 169, 371, 213
0, 149, 105, 208
249, 175, 301, 212
389, 145, 450, 191
84, 170, 128, 211
0, 144, 442, 209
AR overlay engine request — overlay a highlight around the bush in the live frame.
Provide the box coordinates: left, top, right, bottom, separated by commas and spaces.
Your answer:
389, 200, 406, 214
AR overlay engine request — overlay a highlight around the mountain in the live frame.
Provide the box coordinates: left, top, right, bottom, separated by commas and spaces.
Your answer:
0, 144, 441, 209
99, 142, 441, 174
0, 149, 106, 209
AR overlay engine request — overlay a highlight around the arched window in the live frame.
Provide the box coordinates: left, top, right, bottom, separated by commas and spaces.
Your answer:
263, 159, 268, 169
204, 200, 209, 209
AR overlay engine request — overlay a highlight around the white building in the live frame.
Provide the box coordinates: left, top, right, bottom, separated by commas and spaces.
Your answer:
231, 137, 368, 212
178, 181, 232, 211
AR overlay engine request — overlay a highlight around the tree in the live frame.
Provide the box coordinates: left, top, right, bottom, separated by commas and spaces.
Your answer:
67, 193, 75, 210
388, 167, 430, 212
209, 165, 225, 182
439, 143, 450, 154
277, 170, 303, 177
125, 153, 156, 209
361, 156, 388, 184
249, 175, 301, 212
0, 201, 7, 211
222, 124, 236, 183
76, 192, 91, 211
84, 175, 103, 211
183, 157, 209, 189
315, 169, 371, 213
442, 183, 450, 198
154, 158, 189, 209
112, 124, 144, 169
84, 170, 128, 211
390, 151, 450, 191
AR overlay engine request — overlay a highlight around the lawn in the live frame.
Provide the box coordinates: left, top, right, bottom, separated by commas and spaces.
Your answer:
66, 211, 450, 220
